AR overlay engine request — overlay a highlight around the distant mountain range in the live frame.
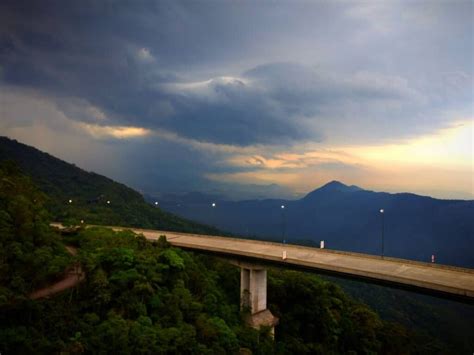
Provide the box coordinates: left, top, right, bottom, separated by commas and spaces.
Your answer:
157, 181, 474, 268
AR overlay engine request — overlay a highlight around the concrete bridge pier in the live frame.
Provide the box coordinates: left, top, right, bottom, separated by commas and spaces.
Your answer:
239, 263, 279, 335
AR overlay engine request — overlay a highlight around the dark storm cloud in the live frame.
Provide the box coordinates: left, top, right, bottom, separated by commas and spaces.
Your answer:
0, 1, 315, 145
0, 0, 472, 198
1, 0, 472, 146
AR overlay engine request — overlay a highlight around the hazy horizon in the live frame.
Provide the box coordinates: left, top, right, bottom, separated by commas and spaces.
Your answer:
4, 134, 474, 202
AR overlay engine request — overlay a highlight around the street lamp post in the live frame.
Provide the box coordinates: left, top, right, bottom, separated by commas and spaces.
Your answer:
211, 202, 216, 228
66, 199, 73, 223
380, 209, 385, 258
281, 205, 286, 244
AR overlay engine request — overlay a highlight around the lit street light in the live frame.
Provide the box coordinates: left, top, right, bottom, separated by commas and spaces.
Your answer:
211, 202, 216, 228
154, 201, 159, 206
68, 199, 73, 204
107, 200, 111, 204
281, 205, 286, 244
380, 209, 385, 258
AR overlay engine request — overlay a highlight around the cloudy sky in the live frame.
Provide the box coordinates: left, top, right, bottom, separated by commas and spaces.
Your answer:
0, 0, 472, 199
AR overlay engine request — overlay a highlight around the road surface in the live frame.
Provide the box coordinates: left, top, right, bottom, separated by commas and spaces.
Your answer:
52, 223, 474, 301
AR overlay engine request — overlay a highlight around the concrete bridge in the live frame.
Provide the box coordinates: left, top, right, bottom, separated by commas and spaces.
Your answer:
54, 224, 474, 332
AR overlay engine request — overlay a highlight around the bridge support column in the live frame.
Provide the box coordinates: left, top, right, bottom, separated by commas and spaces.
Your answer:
239, 264, 278, 335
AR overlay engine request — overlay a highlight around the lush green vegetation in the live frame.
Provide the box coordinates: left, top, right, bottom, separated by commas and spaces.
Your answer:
0, 137, 219, 234
1, 225, 437, 354
0, 161, 71, 305
0, 162, 449, 354
330, 277, 474, 354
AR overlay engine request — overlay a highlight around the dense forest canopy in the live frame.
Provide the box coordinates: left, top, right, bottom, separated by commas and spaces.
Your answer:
0, 161, 71, 303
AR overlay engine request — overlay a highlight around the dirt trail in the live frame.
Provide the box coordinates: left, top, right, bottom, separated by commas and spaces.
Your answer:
29, 246, 85, 300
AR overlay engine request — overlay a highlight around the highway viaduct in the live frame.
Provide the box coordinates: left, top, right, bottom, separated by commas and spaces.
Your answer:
53, 224, 474, 333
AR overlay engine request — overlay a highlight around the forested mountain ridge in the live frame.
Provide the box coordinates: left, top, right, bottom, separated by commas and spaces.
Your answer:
0, 136, 218, 234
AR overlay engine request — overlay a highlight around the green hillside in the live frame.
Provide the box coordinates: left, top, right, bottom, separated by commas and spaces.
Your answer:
0, 137, 218, 234
0, 162, 72, 302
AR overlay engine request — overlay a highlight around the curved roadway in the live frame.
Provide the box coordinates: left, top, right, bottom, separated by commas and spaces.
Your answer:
52, 223, 474, 302
110, 226, 474, 302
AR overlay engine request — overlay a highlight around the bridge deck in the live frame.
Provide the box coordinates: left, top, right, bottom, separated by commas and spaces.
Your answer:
114, 227, 474, 300
52, 223, 474, 300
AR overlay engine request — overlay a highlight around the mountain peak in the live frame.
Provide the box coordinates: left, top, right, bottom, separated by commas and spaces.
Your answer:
321, 180, 348, 190
303, 181, 362, 200
319, 180, 362, 191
